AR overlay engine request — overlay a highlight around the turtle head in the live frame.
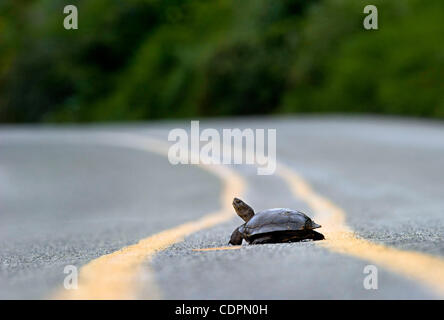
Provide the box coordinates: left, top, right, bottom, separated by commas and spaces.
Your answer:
232, 198, 255, 222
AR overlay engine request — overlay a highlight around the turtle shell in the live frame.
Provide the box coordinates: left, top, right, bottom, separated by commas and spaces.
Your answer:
239, 208, 320, 238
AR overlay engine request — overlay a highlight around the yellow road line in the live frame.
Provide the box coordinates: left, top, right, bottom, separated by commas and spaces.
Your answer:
277, 165, 444, 297
52, 131, 444, 299
54, 133, 245, 299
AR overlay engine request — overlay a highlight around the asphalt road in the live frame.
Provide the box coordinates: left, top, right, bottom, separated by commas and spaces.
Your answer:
1, 116, 443, 299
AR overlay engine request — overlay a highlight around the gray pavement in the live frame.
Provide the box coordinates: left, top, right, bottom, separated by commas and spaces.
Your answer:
0, 131, 220, 299
1, 116, 443, 299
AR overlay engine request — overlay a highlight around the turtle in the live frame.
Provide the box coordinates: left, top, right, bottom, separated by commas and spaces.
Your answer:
228, 198, 325, 245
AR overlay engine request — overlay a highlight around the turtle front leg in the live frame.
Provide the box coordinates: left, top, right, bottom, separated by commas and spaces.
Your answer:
228, 227, 243, 245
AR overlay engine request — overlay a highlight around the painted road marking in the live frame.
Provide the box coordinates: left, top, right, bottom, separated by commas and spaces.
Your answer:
277, 164, 444, 297
52, 132, 245, 299
44, 131, 444, 298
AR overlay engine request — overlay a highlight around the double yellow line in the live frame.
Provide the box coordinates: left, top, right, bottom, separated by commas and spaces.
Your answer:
55, 132, 444, 299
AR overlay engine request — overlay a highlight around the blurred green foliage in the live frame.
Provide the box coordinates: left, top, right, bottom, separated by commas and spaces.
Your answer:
0, 0, 443, 122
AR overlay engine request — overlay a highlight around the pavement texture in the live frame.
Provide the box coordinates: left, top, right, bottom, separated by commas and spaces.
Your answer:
0, 116, 443, 299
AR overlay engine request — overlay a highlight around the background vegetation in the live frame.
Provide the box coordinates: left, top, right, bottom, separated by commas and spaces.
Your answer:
0, 0, 443, 122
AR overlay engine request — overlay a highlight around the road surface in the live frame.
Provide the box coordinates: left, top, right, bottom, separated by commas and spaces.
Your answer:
0, 116, 443, 299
